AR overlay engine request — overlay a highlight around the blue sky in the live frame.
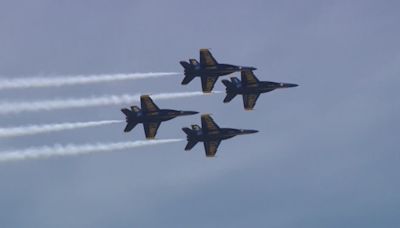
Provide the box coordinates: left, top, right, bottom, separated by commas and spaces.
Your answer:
0, 0, 399, 227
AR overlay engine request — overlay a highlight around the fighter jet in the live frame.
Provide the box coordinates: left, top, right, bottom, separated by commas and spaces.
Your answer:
180, 49, 257, 93
121, 95, 198, 139
182, 114, 258, 157
222, 70, 298, 110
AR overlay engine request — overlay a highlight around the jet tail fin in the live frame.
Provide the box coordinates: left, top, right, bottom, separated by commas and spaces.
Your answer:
180, 59, 199, 68
180, 61, 196, 85
121, 106, 140, 132
121, 106, 140, 116
182, 127, 199, 150
222, 77, 241, 88
222, 79, 238, 103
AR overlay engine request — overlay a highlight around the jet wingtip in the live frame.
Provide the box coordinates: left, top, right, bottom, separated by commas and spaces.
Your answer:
201, 113, 213, 117
140, 94, 151, 98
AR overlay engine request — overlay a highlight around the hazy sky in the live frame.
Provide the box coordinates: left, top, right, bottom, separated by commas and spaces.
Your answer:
0, 0, 399, 227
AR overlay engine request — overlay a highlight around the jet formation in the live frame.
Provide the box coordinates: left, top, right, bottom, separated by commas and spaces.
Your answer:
122, 49, 298, 157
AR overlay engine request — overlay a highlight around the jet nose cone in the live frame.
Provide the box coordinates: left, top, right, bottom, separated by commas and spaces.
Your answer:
180, 111, 199, 116
240, 66, 257, 71
248, 130, 259, 134
240, 129, 259, 134
280, 83, 298, 88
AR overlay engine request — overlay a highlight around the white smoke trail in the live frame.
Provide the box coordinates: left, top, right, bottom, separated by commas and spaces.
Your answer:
0, 139, 184, 163
0, 72, 179, 90
0, 120, 123, 138
0, 91, 221, 115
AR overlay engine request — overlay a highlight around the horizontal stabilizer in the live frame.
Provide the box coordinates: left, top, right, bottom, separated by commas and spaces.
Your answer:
180, 61, 191, 69
185, 140, 198, 151
181, 74, 196, 85
121, 108, 132, 116
222, 79, 234, 88
182, 127, 193, 135
124, 122, 137, 132
223, 92, 237, 103
182, 127, 199, 150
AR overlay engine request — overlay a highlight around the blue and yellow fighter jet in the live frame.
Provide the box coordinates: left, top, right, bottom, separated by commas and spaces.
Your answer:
180, 49, 256, 93
122, 95, 198, 139
182, 114, 258, 157
222, 70, 298, 110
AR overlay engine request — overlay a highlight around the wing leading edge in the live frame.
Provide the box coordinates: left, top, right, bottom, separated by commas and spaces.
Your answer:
140, 95, 160, 112
241, 70, 260, 86
201, 114, 220, 133
200, 49, 218, 66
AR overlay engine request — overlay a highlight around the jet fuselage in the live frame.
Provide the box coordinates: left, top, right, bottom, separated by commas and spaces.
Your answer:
126, 109, 198, 123
228, 81, 298, 95
187, 128, 258, 142
188, 64, 256, 77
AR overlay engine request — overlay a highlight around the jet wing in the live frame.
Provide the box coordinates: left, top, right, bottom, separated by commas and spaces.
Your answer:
143, 121, 162, 139
201, 76, 218, 93
243, 93, 261, 110
241, 70, 260, 86
204, 140, 221, 157
201, 114, 220, 133
140, 95, 160, 112
200, 49, 218, 66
